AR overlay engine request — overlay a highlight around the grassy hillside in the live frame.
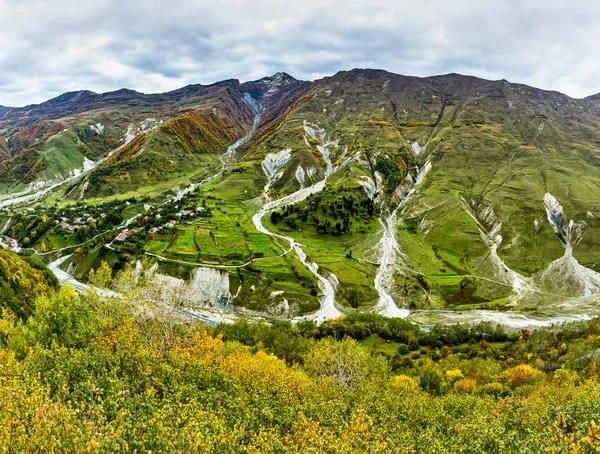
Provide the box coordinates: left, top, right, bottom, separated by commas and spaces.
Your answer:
0, 80, 265, 193
81, 112, 242, 199
231, 69, 600, 310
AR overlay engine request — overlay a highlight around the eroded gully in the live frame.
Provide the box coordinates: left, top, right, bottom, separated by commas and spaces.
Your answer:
252, 122, 357, 323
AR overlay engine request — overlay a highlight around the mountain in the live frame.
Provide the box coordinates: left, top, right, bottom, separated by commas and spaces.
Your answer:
0, 76, 309, 197
0, 69, 599, 325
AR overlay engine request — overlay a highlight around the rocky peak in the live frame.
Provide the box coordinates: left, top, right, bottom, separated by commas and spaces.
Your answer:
241, 72, 309, 113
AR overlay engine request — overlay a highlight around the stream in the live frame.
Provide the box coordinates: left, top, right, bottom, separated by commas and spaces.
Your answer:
252, 122, 357, 323
372, 161, 432, 317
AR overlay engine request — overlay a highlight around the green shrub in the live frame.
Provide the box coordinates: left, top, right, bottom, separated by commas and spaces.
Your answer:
398, 343, 409, 355
419, 367, 443, 395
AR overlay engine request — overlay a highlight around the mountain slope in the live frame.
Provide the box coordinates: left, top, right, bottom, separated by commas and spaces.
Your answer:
1, 69, 599, 324
0, 76, 309, 199
222, 68, 600, 314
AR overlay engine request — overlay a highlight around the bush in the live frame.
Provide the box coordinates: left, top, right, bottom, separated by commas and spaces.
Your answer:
475, 382, 506, 397
553, 369, 577, 387
347, 322, 371, 340
398, 343, 409, 355
445, 369, 464, 383
390, 375, 420, 393
296, 320, 319, 338
304, 337, 387, 388
401, 357, 414, 368
419, 368, 443, 395
408, 336, 419, 351
27, 286, 95, 350
454, 378, 477, 394
504, 364, 544, 389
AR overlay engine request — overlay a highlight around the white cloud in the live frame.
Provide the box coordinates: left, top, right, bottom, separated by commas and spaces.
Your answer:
0, 0, 599, 106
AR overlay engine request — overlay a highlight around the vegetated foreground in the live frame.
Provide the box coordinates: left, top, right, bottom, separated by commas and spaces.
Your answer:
2, 272, 600, 452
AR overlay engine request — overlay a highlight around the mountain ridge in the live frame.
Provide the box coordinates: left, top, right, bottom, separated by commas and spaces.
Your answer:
6, 68, 600, 115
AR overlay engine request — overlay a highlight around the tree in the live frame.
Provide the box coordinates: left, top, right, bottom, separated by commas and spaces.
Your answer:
335, 222, 341, 235
419, 367, 443, 395
28, 286, 94, 349
304, 337, 387, 388
398, 343, 410, 355
504, 364, 544, 388
408, 336, 419, 351
454, 378, 477, 394
347, 322, 371, 340
89, 261, 112, 289
77, 225, 89, 242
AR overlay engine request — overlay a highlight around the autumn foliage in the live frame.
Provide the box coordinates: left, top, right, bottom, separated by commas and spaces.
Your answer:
0, 249, 58, 319
1, 283, 600, 451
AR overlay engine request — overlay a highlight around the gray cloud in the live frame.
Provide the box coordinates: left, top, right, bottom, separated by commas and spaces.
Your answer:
1, 0, 599, 106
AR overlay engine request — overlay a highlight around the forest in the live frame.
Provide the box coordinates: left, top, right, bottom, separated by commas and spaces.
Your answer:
269, 189, 376, 236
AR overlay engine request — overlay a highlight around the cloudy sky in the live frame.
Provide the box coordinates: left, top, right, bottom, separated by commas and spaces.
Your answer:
1, 0, 598, 106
